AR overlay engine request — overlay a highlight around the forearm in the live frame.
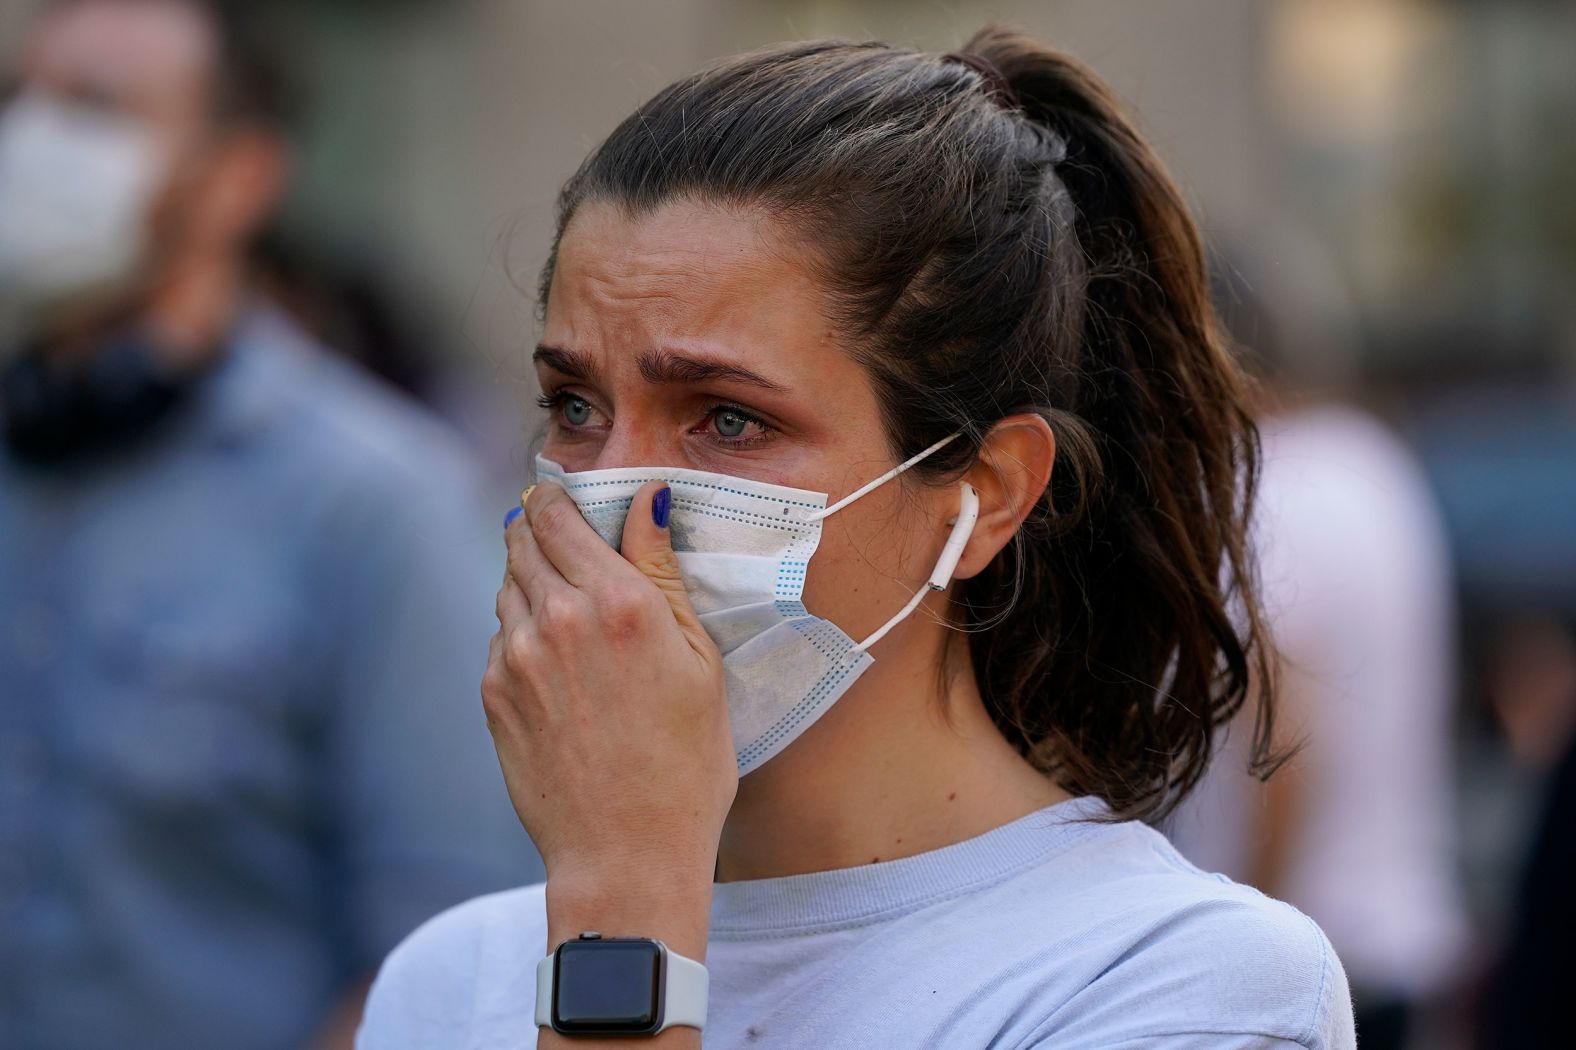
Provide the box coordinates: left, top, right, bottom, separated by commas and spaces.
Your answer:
495, 483, 734, 1049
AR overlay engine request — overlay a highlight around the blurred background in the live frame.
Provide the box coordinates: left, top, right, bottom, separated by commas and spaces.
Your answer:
1, 1, 1572, 1048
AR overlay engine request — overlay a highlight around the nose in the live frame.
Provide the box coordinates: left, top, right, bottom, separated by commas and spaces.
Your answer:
592, 422, 688, 472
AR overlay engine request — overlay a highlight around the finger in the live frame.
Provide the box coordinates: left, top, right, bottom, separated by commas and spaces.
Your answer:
495, 564, 531, 623
481, 629, 523, 737
523, 481, 630, 589
619, 481, 710, 653
506, 507, 564, 611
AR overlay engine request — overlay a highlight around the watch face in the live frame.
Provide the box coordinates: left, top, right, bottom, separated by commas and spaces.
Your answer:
553, 939, 664, 1034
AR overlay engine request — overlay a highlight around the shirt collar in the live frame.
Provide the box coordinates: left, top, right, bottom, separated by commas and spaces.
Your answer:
186, 299, 321, 450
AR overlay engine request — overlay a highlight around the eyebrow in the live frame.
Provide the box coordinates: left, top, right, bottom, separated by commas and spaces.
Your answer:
533, 344, 784, 393
532, 345, 601, 382
637, 349, 785, 392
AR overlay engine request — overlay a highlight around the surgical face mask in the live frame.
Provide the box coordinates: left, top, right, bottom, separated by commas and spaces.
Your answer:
0, 92, 163, 315
535, 435, 980, 775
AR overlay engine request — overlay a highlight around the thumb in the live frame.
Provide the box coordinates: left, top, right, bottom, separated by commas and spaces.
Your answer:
621, 481, 709, 651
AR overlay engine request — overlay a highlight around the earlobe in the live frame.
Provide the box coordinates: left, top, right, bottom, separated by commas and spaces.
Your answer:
951, 414, 1056, 581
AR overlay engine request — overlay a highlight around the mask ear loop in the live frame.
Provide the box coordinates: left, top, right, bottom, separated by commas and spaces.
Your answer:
851, 481, 980, 654
803, 433, 960, 523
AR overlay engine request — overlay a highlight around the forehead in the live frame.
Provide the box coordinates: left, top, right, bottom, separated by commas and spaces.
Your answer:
19, 0, 215, 119
545, 198, 836, 357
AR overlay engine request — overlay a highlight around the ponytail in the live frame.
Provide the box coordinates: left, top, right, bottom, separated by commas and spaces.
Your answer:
958, 26, 1280, 817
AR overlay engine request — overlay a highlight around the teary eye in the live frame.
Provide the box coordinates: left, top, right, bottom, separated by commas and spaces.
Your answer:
562, 396, 593, 426
695, 404, 772, 446
713, 408, 750, 438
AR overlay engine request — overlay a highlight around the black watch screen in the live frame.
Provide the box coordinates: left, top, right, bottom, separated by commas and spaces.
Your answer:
552, 935, 665, 1035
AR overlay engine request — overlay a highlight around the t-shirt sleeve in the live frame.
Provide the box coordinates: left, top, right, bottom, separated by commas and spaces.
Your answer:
357, 886, 545, 1050
1018, 891, 1355, 1050
357, 897, 487, 1049
324, 457, 545, 976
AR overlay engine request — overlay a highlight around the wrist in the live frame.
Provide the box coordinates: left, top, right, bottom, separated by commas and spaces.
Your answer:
546, 865, 713, 962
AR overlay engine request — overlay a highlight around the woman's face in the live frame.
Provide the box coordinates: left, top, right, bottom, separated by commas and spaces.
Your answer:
538, 198, 959, 644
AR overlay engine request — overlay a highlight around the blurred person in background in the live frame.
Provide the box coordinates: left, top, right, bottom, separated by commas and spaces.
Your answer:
1411, 364, 1576, 1048
1474, 614, 1576, 1048
1168, 245, 1468, 1050
0, 1, 541, 1047
253, 237, 535, 512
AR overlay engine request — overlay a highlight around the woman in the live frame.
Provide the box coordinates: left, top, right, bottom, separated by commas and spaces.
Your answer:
359, 26, 1355, 1049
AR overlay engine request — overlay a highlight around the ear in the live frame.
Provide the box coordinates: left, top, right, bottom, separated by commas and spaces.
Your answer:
951, 413, 1055, 581
187, 128, 289, 251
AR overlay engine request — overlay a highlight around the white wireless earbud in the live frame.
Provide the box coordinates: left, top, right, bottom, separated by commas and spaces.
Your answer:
852, 481, 981, 654
928, 482, 980, 591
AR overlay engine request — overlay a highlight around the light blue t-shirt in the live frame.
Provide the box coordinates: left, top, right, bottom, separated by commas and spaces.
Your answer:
359, 797, 1354, 1049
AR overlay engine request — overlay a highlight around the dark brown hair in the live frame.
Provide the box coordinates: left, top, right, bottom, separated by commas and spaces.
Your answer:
540, 26, 1278, 822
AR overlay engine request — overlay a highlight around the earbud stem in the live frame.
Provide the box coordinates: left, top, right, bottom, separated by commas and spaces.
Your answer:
851, 481, 980, 654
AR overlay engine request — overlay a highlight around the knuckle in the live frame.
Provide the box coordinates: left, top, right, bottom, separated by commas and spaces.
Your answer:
505, 538, 533, 586
500, 626, 534, 674
479, 664, 511, 725
600, 585, 651, 641
532, 499, 579, 541
533, 594, 585, 641
636, 549, 684, 585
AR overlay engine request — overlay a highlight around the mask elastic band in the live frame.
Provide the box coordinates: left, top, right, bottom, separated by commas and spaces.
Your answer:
851, 481, 980, 654
804, 432, 961, 523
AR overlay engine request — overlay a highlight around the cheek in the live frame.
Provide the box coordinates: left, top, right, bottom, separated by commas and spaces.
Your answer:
145, 151, 204, 238
538, 430, 595, 471
801, 495, 930, 637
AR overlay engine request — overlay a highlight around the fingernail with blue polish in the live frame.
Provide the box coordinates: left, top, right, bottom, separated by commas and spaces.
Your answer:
652, 486, 672, 529
504, 506, 523, 529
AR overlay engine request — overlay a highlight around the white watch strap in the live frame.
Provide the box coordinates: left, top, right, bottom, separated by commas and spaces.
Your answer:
534, 942, 709, 1032
534, 953, 553, 1028
661, 950, 709, 1031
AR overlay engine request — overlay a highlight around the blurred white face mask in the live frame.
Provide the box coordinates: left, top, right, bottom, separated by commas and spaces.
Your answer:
535, 435, 980, 775
0, 93, 164, 313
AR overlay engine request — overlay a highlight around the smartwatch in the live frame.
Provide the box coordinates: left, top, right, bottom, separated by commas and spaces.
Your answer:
535, 932, 709, 1036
